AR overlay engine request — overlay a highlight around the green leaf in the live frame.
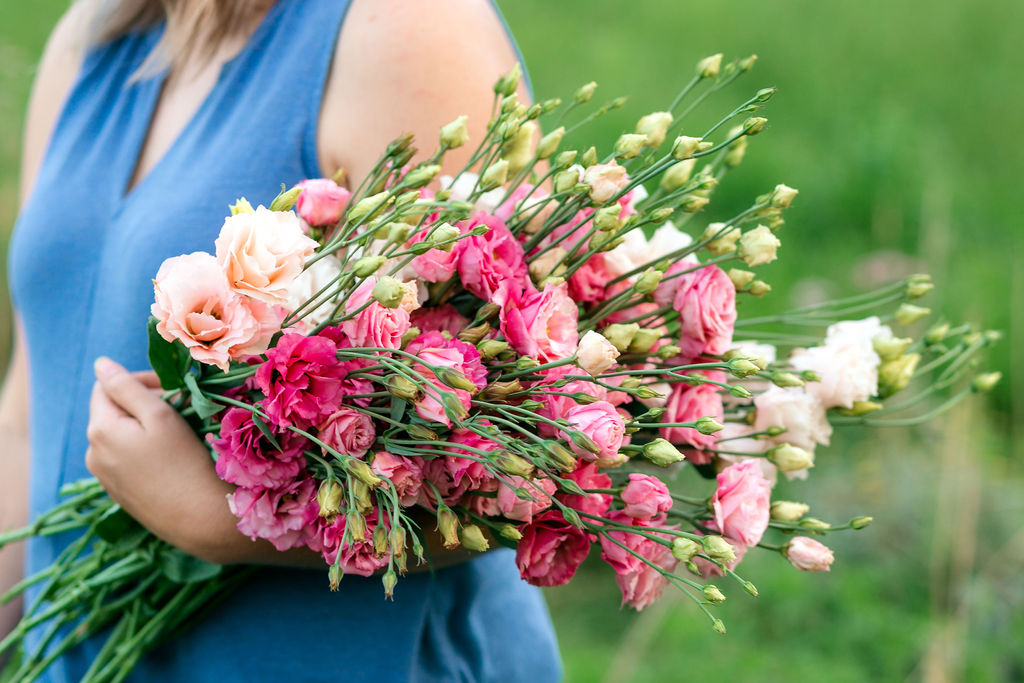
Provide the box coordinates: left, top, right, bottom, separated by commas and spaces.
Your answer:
158, 547, 223, 583
184, 373, 224, 420
250, 412, 282, 452
390, 395, 406, 424
147, 317, 190, 390
94, 505, 142, 544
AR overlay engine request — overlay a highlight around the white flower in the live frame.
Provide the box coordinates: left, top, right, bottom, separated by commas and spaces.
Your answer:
790, 316, 891, 409
576, 330, 619, 376
754, 386, 832, 453
285, 254, 343, 330
440, 173, 505, 214
606, 220, 696, 278
737, 225, 781, 267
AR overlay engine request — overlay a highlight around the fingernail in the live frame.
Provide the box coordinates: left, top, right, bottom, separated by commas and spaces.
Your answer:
94, 356, 122, 378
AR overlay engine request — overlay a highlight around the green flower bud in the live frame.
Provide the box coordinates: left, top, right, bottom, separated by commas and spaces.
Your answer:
437, 507, 461, 549
494, 63, 521, 97
769, 184, 798, 209
703, 585, 726, 603
498, 523, 523, 541
269, 186, 302, 212
770, 500, 810, 522
347, 510, 368, 542
371, 276, 405, 308
643, 438, 686, 466
614, 133, 648, 159
800, 517, 831, 531
545, 441, 579, 472
636, 111, 673, 148
346, 459, 384, 488
661, 160, 697, 193
850, 516, 873, 530
404, 164, 441, 189
603, 323, 640, 353
348, 191, 391, 223
554, 168, 581, 194
972, 371, 1002, 393
728, 358, 761, 378
386, 374, 421, 401
702, 222, 741, 256
748, 280, 772, 297
924, 322, 950, 346
894, 303, 931, 326
536, 126, 566, 160
728, 269, 755, 290
594, 204, 623, 232
768, 444, 815, 472
696, 53, 723, 79
834, 400, 885, 417
724, 135, 748, 168
373, 522, 389, 556
479, 159, 509, 190
352, 255, 386, 278
771, 372, 804, 388
657, 344, 682, 360
744, 581, 759, 597
230, 197, 255, 215
702, 535, 737, 564
382, 569, 398, 598
877, 353, 921, 397
328, 564, 342, 591
627, 328, 662, 354
634, 268, 663, 295
742, 116, 768, 135
678, 195, 710, 213
477, 339, 510, 360
574, 81, 597, 103
696, 416, 725, 435
460, 524, 490, 552
672, 537, 701, 563
713, 619, 727, 635
440, 115, 470, 148
407, 424, 439, 441
671, 136, 703, 161
316, 480, 344, 517
729, 384, 753, 399
873, 335, 912, 362
554, 149, 578, 169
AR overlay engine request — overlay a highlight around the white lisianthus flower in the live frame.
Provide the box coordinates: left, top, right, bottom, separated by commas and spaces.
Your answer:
737, 225, 781, 267
754, 386, 832, 454
576, 330, 620, 376
440, 173, 505, 214
790, 316, 892, 409
285, 254, 343, 330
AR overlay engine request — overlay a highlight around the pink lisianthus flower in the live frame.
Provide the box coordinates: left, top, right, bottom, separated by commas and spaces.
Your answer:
214, 206, 319, 307
209, 407, 305, 489
558, 462, 613, 519
294, 178, 351, 227
784, 536, 835, 572
495, 281, 579, 363
340, 277, 411, 350
598, 511, 679, 609
410, 305, 470, 336
408, 225, 461, 283
497, 476, 558, 524
151, 252, 279, 371
659, 377, 725, 465
404, 331, 486, 427
560, 400, 625, 461
515, 510, 591, 587
371, 451, 424, 506
454, 212, 531, 302
621, 473, 673, 522
533, 365, 607, 437
418, 427, 500, 506
229, 478, 319, 552
254, 332, 346, 428
583, 161, 629, 203
315, 513, 390, 577
712, 460, 772, 547
568, 253, 631, 304
656, 263, 736, 361
318, 406, 376, 458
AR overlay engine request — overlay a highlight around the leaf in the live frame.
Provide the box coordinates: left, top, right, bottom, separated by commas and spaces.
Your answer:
184, 373, 224, 420
390, 395, 406, 424
94, 505, 142, 544
158, 547, 224, 583
250, 412, 282, 452
147, 317, 190, 390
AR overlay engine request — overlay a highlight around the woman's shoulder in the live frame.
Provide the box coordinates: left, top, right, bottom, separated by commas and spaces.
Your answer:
318, 0, 527, 181
21, 0, 94, 205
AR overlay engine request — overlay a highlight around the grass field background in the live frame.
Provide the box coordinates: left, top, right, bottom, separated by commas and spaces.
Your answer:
1, 1, 1021, 680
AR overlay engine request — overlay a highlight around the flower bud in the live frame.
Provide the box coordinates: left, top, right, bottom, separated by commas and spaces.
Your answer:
672, 537, 701, 563
351, 480, 373, 513
545, 441, 579, 472
460, 524, 490, 552
904, 273, 933, 299
783, 537, 834, 572
835, 400, 884, 417
503, 120, 537, 174
742, 116, 767, 135
403, 164, 441, 189
729, 384, 753, 399
799, 517, 831, 531
386, 374, 421, 401
703, 585, 726, 603
769, 184, 798, 209
728, 358, 761, 378
696, 416, 724, 435
972, 371, 1002, 393
347, 459, 384, 488
702, 535, 737, 564
770, 500, 810, 522
496, 451, 535, 479
554, 169, 582, 194
657, 344, 682, 360
747, 280, 771, 297
269, 186, 302, 212
372, 276, 405, 308
348, 191, 391, 223
924, 322, 950, 346
671, 136, 703, 161
723, 133, 748, 169
574, 81, 597, 104
599, 322, 638, 353
477, 339, 510, 360
712, 619, 727, 635
347, 510, 367, 542
702, 222, 741, 256
678, 195, 710, 213
440, 115, 470, 148
328, 564, 342, 591
894, 303, 931, 326
738, 225, 781, 267
643, 438, 686, 466
581, 146, 598, 168
437, 507, 461, 549
316, 480, 344, 517
649, 207, 674, 223
379, 569, 398, 599
347, 255, 383, 280
636, 111, 673, 148
771, 372, 804, 388
877, 353, 920, 397
614, 133, 648, 159
627, 328, 662, 354
850, 516, 873, 530
554, 150, 578, 169
478, 159, 509, 190
768, 444, 815, 472
230, 197, 255, 215
660, 160, 696, 193
633, 268, 663, 295
372, 522, 389, 556
498, 523, 523, 541
390, 526, 407, 558
456, 322, 491, 346
696, 53, 723, 79
872, 334, 912, 361
407, 424, 438, 441
530, 125, 565, 159
427, 222, 461, 251
728, 268, 756, 290
494, 63, 521, 97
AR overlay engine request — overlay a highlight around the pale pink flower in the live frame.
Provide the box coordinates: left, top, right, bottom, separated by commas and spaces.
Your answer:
151, 252, 278, 371
229, 479, 319, 552
294, 178, 351, 227
789, 317, 890, 409
558, 462, 613, 519
785, 536, 835, 571
454, 212, 531, 302
318, 406, 376, 459
754, 386, 832, 452
660, 379, 724, 464
494, 281, 579, 363
371, 451, 423, 506
576, 330, 619, 376
497, 476, 557, 523
657, 263, 736, 361
583, 161, 629, 203
215, 206, 318, 306
712, 461, 772, 547
560, 401, 625, 461
340, 277, 411, 350
621, 474, 673, 521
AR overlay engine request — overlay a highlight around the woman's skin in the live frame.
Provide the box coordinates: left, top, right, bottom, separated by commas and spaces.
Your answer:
0, 0, 528, 642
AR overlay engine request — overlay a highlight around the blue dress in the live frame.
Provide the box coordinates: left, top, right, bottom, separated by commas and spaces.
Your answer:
6, 1, 561, 680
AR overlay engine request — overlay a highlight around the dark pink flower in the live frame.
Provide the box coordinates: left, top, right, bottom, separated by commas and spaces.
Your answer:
410, 305, 470, 336
532, 365, 607, 437
371, 451, 424, 506
229, 478, 319, 551
560, 400, 625, 461
660, 377, 724, 464
598, 511, 679, 610
497, 475, 557, 524
316, 513, 389, 577
255, 333, 346, 428
454, 212, 530, 302
419, 428, 500, 506
568, 253, 631, 304
340, 277, 410, 350
404, 331, 486, 427
409, 226, 461, 283
559, 462, 613, 519
209, 407, 305, 489
516, 510, 591, 587
495, 281, 579, 363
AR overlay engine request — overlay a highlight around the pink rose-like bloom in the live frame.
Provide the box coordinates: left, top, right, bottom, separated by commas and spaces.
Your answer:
560, 401, 625, 461
340, 277, 411, 350
785, 536, 835, 572
516, 511, 591, 587
419, 428, 499, 506
410, 305, 470, 336
559, 462, 613, 519
408, 225, 461, 283
229, 478, 319, 552
294, 178, 351, 227
495, 282, 579, 363
533, 365, 607, 437
255, 333, 346, 428
371, 452, 424, 506
569, 253, 631, 305
318, 406, 376, 458
209, 407, 305, 489
621, 474, 673, 521
404, 331, 487, 427
712, 460, 772, 547
583, 161, 629, 203
214, 206, 318, 306
660, 379, 724, 464
615, 538, 677, 611
497, 476, 557, 524
316, 514, 390, 577
455, 212, 531, 302
657, 264, 736, 361
152, 252, 278, 371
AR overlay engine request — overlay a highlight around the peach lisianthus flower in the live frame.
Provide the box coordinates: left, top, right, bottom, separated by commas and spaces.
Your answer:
151, 252, 279, 371
215, 206, 319, 306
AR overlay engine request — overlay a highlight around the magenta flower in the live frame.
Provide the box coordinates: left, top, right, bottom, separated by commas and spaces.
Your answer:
255, 332, 346, 428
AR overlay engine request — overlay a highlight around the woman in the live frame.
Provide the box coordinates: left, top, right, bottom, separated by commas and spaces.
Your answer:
0, 0, 562, 680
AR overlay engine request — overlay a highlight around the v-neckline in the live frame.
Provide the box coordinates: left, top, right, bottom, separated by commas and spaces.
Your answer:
119, 2, 285, 204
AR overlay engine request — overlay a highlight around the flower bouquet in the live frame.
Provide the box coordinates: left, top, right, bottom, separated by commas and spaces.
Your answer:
0, 55, 1000, 682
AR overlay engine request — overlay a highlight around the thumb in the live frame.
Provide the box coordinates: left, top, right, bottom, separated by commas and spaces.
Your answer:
94, 357, 169, 426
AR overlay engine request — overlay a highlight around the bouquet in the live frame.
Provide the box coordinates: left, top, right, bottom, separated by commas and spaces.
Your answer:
0, 55, 1000, 682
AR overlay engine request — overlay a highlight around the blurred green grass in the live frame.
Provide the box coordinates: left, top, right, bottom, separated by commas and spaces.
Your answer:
2, 0, 1022, 681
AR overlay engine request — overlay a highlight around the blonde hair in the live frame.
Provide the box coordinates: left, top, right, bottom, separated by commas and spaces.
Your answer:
87, 0, 273, 74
